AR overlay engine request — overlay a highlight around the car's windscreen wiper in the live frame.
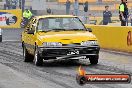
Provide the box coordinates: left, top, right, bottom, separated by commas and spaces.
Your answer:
68, 29, 85, 31
39, 29, 66, 32
38, 29, 85, 32
52, 29, 66, 31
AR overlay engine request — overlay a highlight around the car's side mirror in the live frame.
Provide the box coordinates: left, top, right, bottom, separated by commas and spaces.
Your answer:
27, 30, 35, 34
87, 28, 92, 32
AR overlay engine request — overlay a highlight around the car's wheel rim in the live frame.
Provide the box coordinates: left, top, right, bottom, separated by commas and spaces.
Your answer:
23, 47, 25, 59
34, 50, 38, 65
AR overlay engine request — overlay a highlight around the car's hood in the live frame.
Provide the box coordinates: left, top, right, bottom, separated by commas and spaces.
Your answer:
38, 31, 97, 44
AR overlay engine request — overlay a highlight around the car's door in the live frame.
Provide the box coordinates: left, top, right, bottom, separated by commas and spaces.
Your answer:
27, 18, 38, 54
22, 19, 32, 46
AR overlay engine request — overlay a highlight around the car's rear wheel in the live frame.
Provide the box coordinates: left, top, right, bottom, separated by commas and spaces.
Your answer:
34, 47, 43, 66
23, 45, 34, 62
88, 55, 99, 65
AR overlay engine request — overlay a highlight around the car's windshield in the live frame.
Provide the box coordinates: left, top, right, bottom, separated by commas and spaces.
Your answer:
37, 17, 86, 32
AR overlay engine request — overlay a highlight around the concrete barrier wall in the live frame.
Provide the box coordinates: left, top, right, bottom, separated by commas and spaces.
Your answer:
85, 25, 132, 53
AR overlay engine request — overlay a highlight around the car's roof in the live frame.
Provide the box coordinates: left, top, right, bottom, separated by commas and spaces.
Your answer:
36, 15, 78, 19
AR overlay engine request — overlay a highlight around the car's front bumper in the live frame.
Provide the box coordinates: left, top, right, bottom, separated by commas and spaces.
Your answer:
38, 45, 100, 59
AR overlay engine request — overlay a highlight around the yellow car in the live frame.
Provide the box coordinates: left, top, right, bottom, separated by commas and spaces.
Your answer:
21, 15, 100, 66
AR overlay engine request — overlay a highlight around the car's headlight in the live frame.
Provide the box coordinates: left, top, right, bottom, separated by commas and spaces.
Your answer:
81, 41, 98, 46
43, 42, 62, 47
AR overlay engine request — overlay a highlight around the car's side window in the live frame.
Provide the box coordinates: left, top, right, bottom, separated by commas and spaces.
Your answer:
38, 19, 49, 31
38, 20, 43, 30
38, 19, 45, 31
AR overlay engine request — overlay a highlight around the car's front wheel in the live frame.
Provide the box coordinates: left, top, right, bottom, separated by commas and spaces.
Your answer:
34, 47, 43, 66
88, 55, 99, 65
23, 45, 34, 62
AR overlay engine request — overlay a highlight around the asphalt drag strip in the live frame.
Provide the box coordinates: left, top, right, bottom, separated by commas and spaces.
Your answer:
0, 42, 131, 88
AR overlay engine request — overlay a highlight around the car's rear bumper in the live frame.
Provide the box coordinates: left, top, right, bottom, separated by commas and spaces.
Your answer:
38, 46, 100, 59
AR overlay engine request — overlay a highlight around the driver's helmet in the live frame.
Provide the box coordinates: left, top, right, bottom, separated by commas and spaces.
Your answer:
24, 9, 29, 13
